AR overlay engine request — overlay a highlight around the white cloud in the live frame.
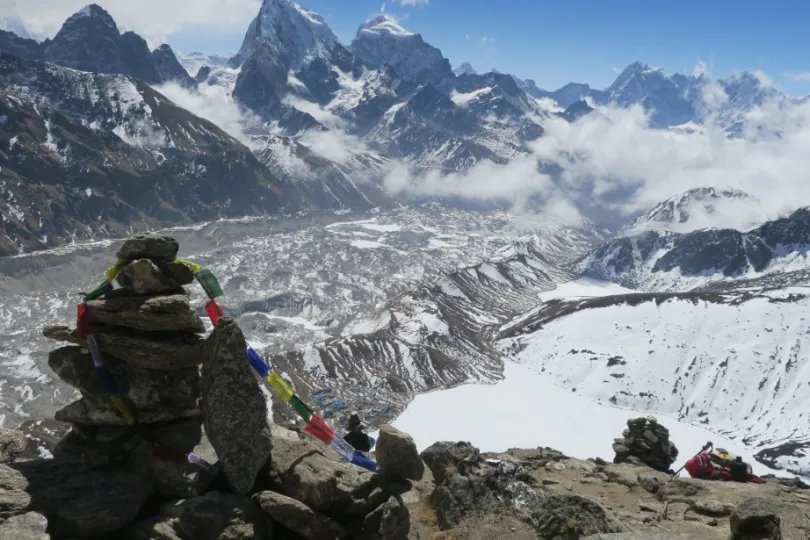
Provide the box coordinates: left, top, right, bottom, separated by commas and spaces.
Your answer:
299, 130, 368, 166
282, 96, 346, 130
481, 36, 496, 43
792, 73, 810, 82
153, 81, 259, 145
11, 0, 260, 44
530, 98, 810, 229
392, 0, 429, 5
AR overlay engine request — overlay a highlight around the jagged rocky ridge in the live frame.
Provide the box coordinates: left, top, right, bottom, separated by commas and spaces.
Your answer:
0, 0, 803, 257
0, 53, 299, 256
0, 5, 194, 87
577, 205, 810, 291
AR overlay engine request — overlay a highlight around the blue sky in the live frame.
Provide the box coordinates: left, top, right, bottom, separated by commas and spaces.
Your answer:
16, 0, 810, 94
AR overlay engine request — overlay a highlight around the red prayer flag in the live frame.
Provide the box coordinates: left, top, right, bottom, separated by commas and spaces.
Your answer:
204, 299, 224, 325
304, 415, 335, 446
76, 303, 92, 340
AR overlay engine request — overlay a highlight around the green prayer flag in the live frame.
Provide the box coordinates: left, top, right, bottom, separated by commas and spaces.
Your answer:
84, 281, 113, 302
196, 269, 223, 299
290, 395, 313, 423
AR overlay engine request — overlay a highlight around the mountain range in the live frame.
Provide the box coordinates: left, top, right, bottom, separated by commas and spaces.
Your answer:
0, 0, 800, 255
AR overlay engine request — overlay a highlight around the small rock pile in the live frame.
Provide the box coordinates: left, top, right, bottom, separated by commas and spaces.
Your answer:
0, 234, 424, 539
612, 416, 679, 472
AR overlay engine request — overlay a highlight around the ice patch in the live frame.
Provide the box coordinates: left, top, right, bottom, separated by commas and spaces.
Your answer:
537, 278, 634, 302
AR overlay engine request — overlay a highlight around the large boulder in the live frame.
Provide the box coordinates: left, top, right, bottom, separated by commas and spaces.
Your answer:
376, 425, 424, 481
0, 461, 153, 536
202, 318, 272, 495
357, 495, 410, 540
42, 325, 81, 345
421, 441, 480, 484
431, 471, 499, 530
265, 429, 406, 517
129, 491, 269, 540
128, 420, 217, 498
95, 328, 204, 370
613, 416, 678, 472
529, 494, 627, 539
730, 497, 810, 540
48, 346, 200, 412
55, 397, 199, 426
0, 429, 27, 464
116, 259, 194, 295
254, 490, 346, 540
117, 234, 179, 262
0, 512, 50, 540
86, 292, 205, 333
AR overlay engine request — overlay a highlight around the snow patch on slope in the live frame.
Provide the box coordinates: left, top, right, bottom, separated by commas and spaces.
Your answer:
386, 362, 785, 477
498, 289, 810, 475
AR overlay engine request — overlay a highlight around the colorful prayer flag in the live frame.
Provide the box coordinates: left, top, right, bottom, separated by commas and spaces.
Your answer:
96, 365, 119, 396
304, 415, 335, 446
247, 348, 270, 379
268, 372, 294, 404
76, 303, 91, 340
85, 335, 104, 368
330, 433, 357, 462
110, 395, 135, 425
175, 259, 201, 275
290, 395, 313, 423
84, 280, 113, 302
204, 299, 224, 325
195, 269, 223, 299
103, 258, 125, 281
351, 451, 378, 472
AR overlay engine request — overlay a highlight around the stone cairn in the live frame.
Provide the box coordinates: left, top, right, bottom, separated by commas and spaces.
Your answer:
0, 234, 423, 539
612, 415, 679, 472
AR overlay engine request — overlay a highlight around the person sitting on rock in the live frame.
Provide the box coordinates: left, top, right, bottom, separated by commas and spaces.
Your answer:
343, 412, 372, 453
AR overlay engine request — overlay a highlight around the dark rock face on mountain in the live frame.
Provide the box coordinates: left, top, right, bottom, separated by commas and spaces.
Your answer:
578, 205, 810, 290
0, 54, 299, 256
230, 0, 358, 126
0, 5, 194, 87
607, 62, 696, 128
558, 99, 595, 122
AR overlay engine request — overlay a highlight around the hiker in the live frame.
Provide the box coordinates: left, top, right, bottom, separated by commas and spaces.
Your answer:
343, 412, 373, 452
684, 446, 764, 484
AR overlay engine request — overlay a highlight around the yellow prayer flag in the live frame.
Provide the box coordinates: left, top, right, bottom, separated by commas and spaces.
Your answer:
175, 258, 201, 275
103, 258, 125, 281
267, 372, 294, 403
110, 396, 135, 425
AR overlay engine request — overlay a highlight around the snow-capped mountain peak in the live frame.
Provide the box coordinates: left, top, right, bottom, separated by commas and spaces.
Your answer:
454, 62, 478, 76
229, 0, 340, 69
626, 187, 764, 234
61, 4, 118, 33
350, 13, 452, 86
358, 14, 415, 39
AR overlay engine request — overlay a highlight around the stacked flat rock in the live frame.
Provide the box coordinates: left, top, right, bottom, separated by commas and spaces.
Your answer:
612, 416, 679, 472
43, 235, 216, 498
